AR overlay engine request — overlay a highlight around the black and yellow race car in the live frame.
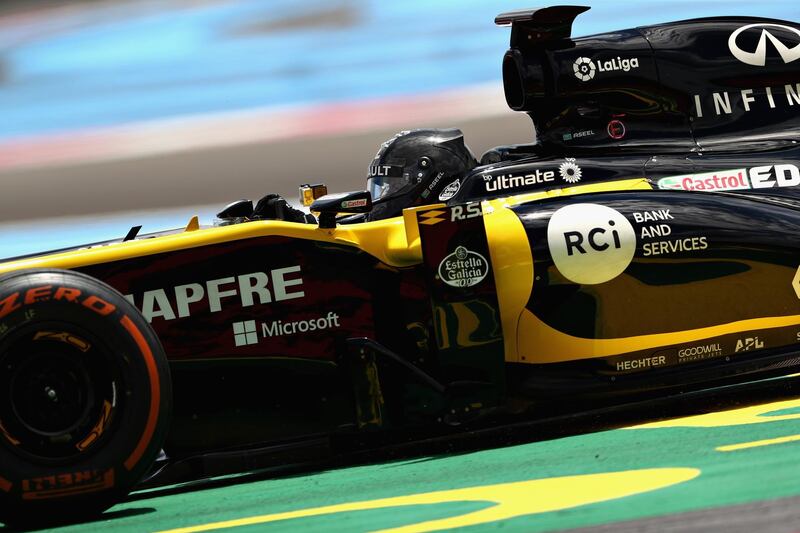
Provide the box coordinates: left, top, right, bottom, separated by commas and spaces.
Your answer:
1, 5, 800, 526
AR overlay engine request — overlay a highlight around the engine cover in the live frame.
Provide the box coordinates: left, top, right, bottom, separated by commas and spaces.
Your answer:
498, 6, 800, 151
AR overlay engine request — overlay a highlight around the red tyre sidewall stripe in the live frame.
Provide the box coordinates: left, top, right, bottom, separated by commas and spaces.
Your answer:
120, 315, 161, 471
0, 476, 11, 492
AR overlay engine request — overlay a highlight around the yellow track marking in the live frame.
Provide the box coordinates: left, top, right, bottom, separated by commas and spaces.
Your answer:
156, 468, 699, 533
717, 434, 800, 452
626, 398, 800, 429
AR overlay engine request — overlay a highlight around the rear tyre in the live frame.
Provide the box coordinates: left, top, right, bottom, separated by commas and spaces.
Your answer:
0, 269, 171, 527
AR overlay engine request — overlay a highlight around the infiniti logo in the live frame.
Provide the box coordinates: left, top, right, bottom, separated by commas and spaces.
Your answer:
728, 23, 800, 66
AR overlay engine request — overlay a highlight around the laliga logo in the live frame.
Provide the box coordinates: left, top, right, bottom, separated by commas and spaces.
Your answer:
728, 23, 800, 66
573, 57, 596, 81
573, 56, 639, 82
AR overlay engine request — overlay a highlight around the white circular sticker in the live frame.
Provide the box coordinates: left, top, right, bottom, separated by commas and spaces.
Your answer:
438, 180, 461, 201
547, 203, 636, 285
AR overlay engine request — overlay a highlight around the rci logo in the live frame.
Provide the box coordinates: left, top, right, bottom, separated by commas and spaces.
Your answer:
735, 336, 765, 353
547, 203, 636, 285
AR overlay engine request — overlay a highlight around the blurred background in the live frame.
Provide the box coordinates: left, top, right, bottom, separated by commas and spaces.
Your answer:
0, 0, 796, 257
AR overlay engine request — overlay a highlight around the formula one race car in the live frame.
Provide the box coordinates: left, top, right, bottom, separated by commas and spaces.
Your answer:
2, 5, 800, 526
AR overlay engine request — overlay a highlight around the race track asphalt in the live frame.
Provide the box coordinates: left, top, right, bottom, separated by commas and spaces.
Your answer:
11, 374, 800, 533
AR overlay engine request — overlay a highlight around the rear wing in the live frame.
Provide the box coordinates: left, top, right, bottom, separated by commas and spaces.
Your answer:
495, 5, 589, 48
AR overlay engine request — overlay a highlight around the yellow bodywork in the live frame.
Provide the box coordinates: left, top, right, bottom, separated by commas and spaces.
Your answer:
0, 207, 428, 274
481, 178, 658, 363
479, 178, 800, 364
3, 178, 798, 366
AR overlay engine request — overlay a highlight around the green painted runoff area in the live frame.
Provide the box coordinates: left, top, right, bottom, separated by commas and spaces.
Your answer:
14, 388, 800, 533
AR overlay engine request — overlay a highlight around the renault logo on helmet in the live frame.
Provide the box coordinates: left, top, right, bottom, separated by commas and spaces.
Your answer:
728, 23, 800, 66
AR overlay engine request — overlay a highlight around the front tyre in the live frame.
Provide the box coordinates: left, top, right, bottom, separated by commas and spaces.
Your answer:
0, 269, 171, 527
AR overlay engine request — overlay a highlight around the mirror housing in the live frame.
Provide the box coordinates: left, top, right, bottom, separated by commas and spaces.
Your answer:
299, 183, 329, 207
216, 199, 254, 220
311, 190, 372, 229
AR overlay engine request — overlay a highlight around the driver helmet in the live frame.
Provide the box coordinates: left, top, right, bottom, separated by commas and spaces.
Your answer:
366, 128, 478, 221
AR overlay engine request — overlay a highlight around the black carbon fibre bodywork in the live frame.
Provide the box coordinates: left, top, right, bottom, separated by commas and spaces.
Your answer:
498, 8, 800, 150
452, 144, 800, 204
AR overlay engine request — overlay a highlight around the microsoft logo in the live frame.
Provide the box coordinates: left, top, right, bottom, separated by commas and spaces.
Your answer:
233, 320, 258, 346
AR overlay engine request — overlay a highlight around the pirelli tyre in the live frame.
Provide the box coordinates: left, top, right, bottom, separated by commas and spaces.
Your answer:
0, 269, 171, 527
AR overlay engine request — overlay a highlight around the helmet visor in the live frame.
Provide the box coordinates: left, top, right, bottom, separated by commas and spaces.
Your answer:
367, 163, 407, 202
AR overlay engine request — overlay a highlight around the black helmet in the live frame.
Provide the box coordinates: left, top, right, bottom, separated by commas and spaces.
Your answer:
366, 128, 478, 221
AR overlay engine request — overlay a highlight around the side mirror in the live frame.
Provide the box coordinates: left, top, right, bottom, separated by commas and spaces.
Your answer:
216, 199, 254, 224
299, 183, 329, 207
311, 190, 372, 229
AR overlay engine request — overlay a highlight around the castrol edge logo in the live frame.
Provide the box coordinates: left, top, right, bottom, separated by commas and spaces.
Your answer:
657, 164, 800, 192
547, 204, 636, 285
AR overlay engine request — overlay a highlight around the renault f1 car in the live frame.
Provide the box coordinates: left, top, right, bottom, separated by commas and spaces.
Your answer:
1, 5, 800, 526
